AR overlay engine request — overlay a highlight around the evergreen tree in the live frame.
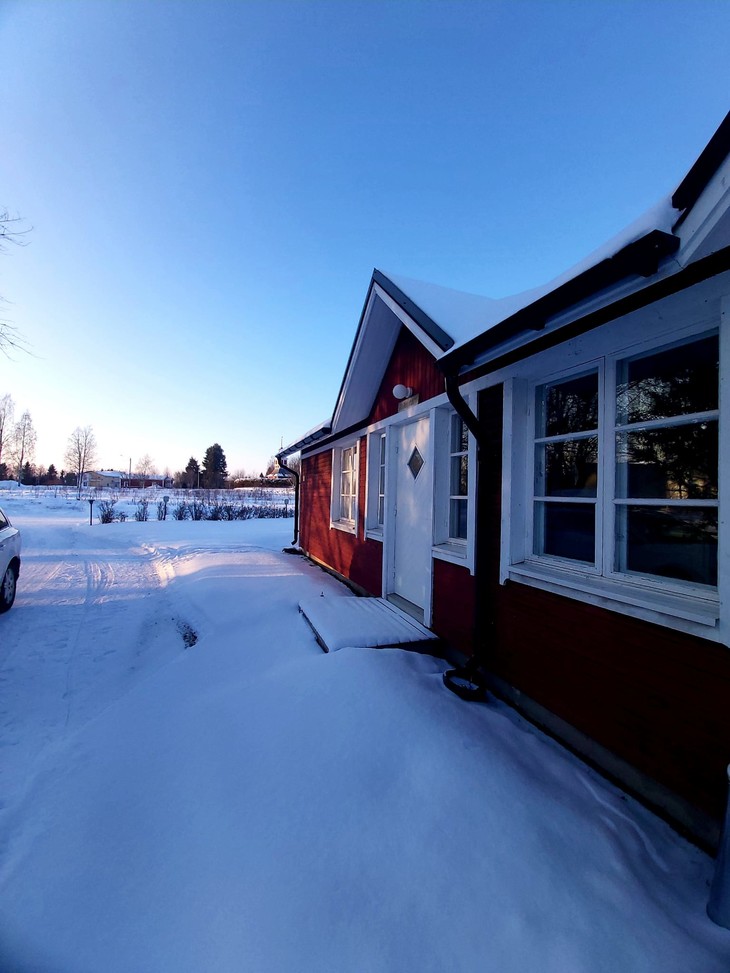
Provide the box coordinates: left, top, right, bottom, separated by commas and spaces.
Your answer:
0, 461, 9, 480
201, 444, 227, 489
184, 456, 200, 489
47, 463, 58, 483
21, 460, 33, 484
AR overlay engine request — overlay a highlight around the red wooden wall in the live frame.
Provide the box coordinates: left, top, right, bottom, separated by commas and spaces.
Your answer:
299, 436, 382, 596
432, 559, 476, 657
476, 386, 730, 838
368, 326, 444, 424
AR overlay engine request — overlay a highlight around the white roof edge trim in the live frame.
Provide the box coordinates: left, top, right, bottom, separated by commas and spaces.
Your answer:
372, 282, 446, 360
330, 286, 381, 434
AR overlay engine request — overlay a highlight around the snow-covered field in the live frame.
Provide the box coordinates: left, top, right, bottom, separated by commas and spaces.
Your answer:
1, 492, 729, 973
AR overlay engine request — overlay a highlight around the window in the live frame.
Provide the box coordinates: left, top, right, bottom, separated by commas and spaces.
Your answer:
526, 331, 719, 593
533, 370, 599, 563
331, 442, 359, 532
365, 432, 387, 535
614, 335, 718, 586
377, 434, 386, 526
339, 446, 356, 523
449, 413, 469, 541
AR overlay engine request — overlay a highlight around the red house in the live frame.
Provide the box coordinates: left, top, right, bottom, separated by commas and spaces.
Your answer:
280, 113, 730, 850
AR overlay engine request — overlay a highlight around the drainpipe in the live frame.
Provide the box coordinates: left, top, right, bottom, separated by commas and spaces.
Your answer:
276, 454, 300, 546
444, 371, 485, 460
441, 369, 491, 699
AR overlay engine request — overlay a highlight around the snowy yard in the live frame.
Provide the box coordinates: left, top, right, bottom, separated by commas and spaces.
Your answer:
1, 492, 729, 973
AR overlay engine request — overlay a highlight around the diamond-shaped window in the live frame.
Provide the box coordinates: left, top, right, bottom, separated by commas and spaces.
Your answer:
407, 446, 424, 479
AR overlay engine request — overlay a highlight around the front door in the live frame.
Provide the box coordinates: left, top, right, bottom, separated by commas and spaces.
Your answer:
392, 416, 431, 611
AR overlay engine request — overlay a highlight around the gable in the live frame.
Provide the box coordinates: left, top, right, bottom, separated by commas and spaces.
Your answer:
368, 326, 444, 425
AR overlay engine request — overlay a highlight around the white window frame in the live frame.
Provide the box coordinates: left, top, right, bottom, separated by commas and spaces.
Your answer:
330, 440, 359, 535
508, 325, 721, 630
365, 430, 387, 539
433, 406, 476, 571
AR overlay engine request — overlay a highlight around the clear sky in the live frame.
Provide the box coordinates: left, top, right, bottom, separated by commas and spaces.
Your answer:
1, 0, 728, 477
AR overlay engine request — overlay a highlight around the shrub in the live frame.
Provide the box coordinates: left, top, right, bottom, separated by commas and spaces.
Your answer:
135, 499, 149, 522
172, 502, 188, 521
97, 500, 116, 525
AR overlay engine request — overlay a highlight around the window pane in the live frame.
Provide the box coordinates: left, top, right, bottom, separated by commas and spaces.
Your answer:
616, 505, 717, 586
535, 437, 598, 497
377, 496, 384, 526
449, 498, 468, 539
537, 372, 598, 437
378, 465, 385, 496
450, 454, 468, 497
341, 470, 352, 497
534, 502, 595, 563
342, 448, 353, 472
451, 414, 468, 453
616, 335, 718, 424
616, 421, 718, 500
379, 435, 386, 464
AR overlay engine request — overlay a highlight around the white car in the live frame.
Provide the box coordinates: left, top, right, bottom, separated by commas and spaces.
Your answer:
0, 506, 21, 613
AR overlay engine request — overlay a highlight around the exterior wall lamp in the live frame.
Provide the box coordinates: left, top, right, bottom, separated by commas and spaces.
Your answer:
392, 384, 413, 400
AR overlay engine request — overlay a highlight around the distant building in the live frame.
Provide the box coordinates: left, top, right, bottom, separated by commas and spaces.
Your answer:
83, 471, 174, 490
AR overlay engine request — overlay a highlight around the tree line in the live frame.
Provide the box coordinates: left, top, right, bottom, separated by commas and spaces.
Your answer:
0, 394, 289, 491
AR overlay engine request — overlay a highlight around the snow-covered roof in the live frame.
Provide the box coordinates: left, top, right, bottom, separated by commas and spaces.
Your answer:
286, 111, 730, 449
381, 196, 680, 360
278, 419, 331, 458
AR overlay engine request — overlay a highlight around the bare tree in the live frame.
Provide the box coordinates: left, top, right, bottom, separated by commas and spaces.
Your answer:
65, 426, 98, 499
0, 210, 31, 354
10, 410, 36, 481
136, 453, 158, 477
0, 394, 14, 465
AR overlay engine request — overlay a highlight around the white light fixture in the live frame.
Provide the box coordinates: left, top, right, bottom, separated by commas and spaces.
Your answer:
392, 384, 413, 400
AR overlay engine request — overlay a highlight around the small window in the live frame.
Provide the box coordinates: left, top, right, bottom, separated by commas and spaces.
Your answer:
377, 434, 386, 526
339, 446, 356, 523
449, 413, 469, 541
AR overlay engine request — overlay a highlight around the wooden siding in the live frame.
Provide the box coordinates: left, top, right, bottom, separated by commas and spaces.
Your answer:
368, 326, 444, 424
476, 386, 730, 831
432, 559, 476, 657
299, 437, 382, 595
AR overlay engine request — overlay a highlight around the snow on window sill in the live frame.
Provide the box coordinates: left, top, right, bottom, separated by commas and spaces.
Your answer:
365, 527, 384, 542
508, 562, 720, 633
433, 541, 471, 569
330, 520, 357, 536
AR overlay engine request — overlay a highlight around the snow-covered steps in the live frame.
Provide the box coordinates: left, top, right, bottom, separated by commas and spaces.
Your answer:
298, 594, 440, 654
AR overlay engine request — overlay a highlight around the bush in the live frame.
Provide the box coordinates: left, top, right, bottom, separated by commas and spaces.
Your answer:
172, 503, 188, 521
97, 500, 116, 524
135, 499, 149, 522
189, 499, 206, 521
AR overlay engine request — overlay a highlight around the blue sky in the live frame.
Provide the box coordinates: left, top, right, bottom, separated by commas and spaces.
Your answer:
1, 0, 728, 477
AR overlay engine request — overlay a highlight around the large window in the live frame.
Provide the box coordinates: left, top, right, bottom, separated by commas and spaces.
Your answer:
614, 335, 718, 586
529, 332, 719, 591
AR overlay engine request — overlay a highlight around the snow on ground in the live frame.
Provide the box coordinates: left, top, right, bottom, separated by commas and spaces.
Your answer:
0, 492, 729, 973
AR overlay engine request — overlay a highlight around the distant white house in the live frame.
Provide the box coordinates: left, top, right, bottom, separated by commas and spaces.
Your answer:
82, 471, 174, 490
84, 471, 124, 489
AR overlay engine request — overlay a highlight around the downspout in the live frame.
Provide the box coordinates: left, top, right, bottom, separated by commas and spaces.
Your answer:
276, 454, 300, 546
444, 371, 484, 459
442, 369, 491, 700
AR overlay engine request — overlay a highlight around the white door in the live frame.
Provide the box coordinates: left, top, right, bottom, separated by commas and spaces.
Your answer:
392, 416, 431, 610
